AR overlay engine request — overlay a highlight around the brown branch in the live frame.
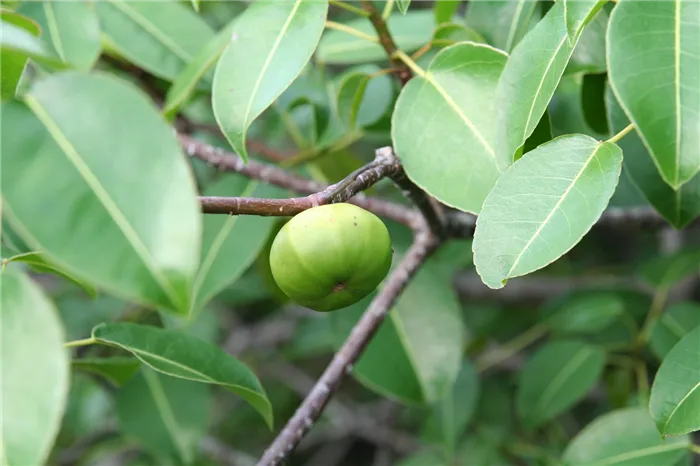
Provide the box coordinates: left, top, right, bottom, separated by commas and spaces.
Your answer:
257, 232, 439, 465
360, 0, 412, 86
180, 134, 419, 228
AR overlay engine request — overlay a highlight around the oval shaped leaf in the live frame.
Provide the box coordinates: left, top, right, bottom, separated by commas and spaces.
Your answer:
607, 0, 700, 188
563, 408, 690, 466
1, 271, 69, 466
163, 19, 236, 119
650, 325, 700, 435
392, 42, 507, 214
213, 0, 328, 161
116, 368, 210, 464
473, 135, 622, 289
317, 9, 434, 64
494, 1, 603, 169
96, 0, 214, 81
92, 322, 272, 427
466, 0, 540, 52
20, 2, 101, 70
330, 260, 462, 404
649, 302, 700, 360
1, 73, 201, 314
606, 82, 700, 228
517, 340, 605, 428
193, 175, 286, 313
546, 292, 625, 336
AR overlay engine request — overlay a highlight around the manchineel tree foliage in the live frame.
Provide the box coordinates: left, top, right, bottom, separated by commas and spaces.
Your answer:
1, 1, 699, 465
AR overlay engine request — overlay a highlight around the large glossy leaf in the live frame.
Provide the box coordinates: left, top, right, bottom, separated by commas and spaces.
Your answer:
1, 271, 69, 466
606, 83, 700, 228
562, 408, 690, 466
517, 340, 605, 428
1, 73, 201, 314
465, 0, 540, 52
423, 361, 479, 452
212, 0, 327, 161
607, 0, 700, 188
92, 322, 272, 427
473, 135, 622, 289
19, 2, 100, 70
392, 42, 507, 214
649, 302, 700, 360
494, 1, 603, 169
650, 325, 700, 435
163, 19, 236, 119
193, 175, 285, 313
317, 9, 434, 64
330, 260, 463, 404
96, 1, 214, 81
116, 368, 210, 465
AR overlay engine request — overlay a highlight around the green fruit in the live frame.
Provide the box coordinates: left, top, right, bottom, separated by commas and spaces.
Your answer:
269, 203, 392, 312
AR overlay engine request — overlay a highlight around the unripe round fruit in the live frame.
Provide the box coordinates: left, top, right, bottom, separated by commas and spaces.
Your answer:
269, 203, 392, 312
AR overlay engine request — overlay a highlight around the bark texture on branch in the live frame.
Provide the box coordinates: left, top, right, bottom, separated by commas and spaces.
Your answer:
257, 233, 439, 465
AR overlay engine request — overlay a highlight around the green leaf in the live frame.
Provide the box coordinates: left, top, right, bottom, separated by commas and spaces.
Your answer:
637, 247, 700, 290
564, 0, 605, 41
115, 368, 210, 465
522, 110, 553, 155
551, 74, 606, 138
434, 0, 461, 24
92, 322, 272, 428
423, 361, 480, 453
517, 340, 605, 428
330, 259, 463, 404
494, 1, 603, 169
190, 0, 199, 13
1, 73, 201, 314
19, 2, 101, 70
397, 0, 410, 15
317, 9, 434, 64
607, 0, 700, 188
0, 11, 39, 100
466, 0, 540, 52
649, 302, 700, 360
163, 19, 236, 119
650, 325, 700, 435
431, 22, 486, 48
473, 135, 622, 289
546, 292, 625, 335
336, 71, 369, 130
212, 0, 327, 162
1, 270, 69, 466
73, 357, 141, 387
581, 73, 609, 134
606, 82, 700, 228
96, 0, 215, 81
392, 42, 507, 214
567, 6, 608, 75
3, 251, 97, 298
562, 408, 690, 466
193, 175, 285, 313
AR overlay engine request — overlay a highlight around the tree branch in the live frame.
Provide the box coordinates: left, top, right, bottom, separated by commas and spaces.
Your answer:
180, 134, 419, 228
360, 0, 412, 86
257, 232, 439, 465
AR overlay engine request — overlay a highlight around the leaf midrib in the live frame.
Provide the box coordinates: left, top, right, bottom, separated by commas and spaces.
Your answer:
25, 96, 183, 312
109, 1, 191, 62
506, 142, 604, 279
242, 0, 302, 130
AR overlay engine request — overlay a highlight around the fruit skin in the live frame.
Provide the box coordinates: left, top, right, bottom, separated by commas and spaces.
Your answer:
269, 203, 392, 312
